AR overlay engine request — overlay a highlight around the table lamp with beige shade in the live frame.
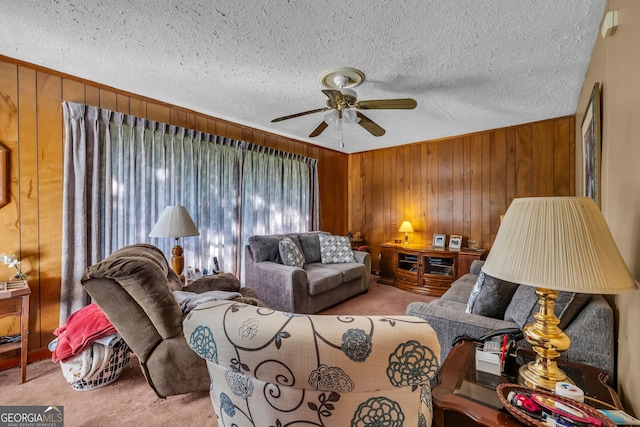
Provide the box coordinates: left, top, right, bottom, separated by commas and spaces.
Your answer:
399, 221, 414, 245
482, 197, 638, 391
149, 205, 200, 277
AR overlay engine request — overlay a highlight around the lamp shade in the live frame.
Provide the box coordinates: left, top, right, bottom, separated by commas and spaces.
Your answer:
482, 197, 637, 294
398, 221, 414, 233
149, 206, 200, 238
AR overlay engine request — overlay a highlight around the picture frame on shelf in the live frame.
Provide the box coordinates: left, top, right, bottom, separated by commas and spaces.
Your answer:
449, 235, 462, 250
581, 82, 601, 207
433, 234, 446, 248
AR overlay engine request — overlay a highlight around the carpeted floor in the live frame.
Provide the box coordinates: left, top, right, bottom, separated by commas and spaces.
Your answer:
0, 276, 435, 426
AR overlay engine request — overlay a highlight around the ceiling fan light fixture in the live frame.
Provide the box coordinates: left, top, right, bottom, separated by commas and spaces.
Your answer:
272, 67, 416, 139
343, 108, 360, 124
324, 109, 339, 125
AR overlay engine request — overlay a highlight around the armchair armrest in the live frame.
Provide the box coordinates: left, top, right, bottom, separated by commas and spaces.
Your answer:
185, 273, 241, 294
405, 300, 517, 362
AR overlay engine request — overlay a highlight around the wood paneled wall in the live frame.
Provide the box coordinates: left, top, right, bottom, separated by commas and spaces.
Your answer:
0, 56, 348, 363
0, 53, 574, 366
349, 116, 575, 271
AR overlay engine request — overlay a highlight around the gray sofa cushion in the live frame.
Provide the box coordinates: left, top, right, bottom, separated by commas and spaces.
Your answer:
248, 234, 302, 263
298, 231, 328, 263
318, 262, 365, 283
304, 264, 343, 295
469, 274, 520, 319
441, 277, 476, 304
504, 286, 591, 330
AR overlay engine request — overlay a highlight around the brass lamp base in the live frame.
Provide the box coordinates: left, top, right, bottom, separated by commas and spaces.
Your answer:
404, 232, 409, 245
170, 243, 185, 277
519, 357, 573, 391
518, 288, 572, 391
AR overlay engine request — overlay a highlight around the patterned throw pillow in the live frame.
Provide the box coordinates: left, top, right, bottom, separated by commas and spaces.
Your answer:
318, 234, 356, 264
465, 271, 485, 313
278, 237, 305, 268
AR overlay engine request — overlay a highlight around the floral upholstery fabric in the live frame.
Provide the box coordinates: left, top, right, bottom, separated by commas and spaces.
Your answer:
184, 301, 441, 427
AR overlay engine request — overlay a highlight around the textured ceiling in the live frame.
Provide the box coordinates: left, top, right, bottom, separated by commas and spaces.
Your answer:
1, 1, 606, 153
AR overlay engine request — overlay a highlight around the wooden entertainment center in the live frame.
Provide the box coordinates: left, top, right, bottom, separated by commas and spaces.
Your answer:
378, 243, 487, 296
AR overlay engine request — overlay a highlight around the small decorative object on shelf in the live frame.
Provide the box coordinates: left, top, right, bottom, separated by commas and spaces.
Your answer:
449, 235, 462, 250
0, 280, 28, 292
0, 253, 28, 281
399, 221, 414, 245
433, 234, 446, 248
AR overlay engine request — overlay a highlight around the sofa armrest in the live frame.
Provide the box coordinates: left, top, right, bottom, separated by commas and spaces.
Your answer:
470, 260, 485, 275
353, 250, 371, 291
562, 295, 614, 381
405, 300, 518, 362
245, 253, 308, 312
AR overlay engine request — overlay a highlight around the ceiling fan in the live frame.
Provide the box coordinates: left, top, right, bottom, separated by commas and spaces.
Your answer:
271, 67, 417, 138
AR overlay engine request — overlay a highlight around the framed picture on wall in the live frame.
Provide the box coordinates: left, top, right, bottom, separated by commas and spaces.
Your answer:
581, 82, 601, 207
433, 234, 446, 248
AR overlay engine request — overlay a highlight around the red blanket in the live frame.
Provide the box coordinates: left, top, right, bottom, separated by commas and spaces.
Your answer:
52, 303, 117, 363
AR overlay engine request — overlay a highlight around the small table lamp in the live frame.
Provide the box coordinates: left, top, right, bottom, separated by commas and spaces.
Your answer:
482, 197, 638, 391
149, 206, 200, 277
399, 221, 414, 245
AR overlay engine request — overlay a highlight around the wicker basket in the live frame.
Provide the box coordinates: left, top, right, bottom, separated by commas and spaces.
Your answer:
496, 383, 615, 427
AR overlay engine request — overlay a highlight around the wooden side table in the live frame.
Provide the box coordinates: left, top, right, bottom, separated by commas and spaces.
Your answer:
0, 282, 31, 383
431, 340, 623, 427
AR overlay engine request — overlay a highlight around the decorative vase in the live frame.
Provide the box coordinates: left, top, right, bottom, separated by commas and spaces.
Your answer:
10, 272, 28, 281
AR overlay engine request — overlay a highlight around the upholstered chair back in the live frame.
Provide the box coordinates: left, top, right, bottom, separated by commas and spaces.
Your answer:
184, 300, 441, 426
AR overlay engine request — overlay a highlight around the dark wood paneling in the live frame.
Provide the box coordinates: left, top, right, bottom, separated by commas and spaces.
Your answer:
0, 54, 575, 362
0, 61, 20, 346
0, 56, 348, 364
36, 71, 64, 348
349, 117, 576, 271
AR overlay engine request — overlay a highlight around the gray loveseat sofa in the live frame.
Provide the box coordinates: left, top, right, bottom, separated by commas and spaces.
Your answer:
405, 260, 615, 381
245, 231, 371, 314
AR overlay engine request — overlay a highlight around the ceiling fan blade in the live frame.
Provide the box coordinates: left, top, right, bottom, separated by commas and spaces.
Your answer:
355, 98, 417, 110
322, 89, 344, 107
356, 112, 386, 137
309, 121, 329, 137
271, 108, 326, 122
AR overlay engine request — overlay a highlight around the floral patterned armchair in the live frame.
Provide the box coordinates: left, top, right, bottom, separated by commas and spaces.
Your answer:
183, 300, 441, 427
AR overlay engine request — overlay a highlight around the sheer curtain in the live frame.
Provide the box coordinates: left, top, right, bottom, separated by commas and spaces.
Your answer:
60, 102, 318, 322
